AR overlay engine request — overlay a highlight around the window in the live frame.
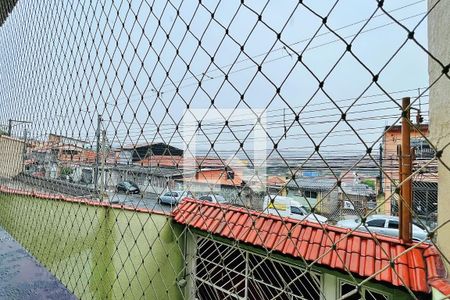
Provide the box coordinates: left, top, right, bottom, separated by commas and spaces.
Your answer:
339, 280, 391, 300
340, 282, 360, 300
164, 192, 178, 197
367, 219, 386, 228
365, 289, 390, 300
123, 182, 133, 188
200, 196, 212, 202
388, 220, 399, 229
62, 150, 78, 156
195, 237, 322, 300
303, 190, 318, 199
412, 221, 427, 231
291, 206, 304, 215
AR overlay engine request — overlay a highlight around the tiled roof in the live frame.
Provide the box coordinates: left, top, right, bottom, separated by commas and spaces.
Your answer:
287, 177, 337, 191
173, 199, 450, 295
109, 165, 189, 177
189, 169, 244, 187
266, 176, 288, 186
0, 185, 170, 217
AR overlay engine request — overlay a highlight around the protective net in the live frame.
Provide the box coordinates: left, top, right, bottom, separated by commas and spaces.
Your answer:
0, 0, 449, 299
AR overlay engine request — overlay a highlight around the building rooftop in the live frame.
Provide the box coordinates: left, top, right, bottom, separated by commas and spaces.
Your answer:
287, 177, 337, 191
384, 124, 429, 133
108, 164, 191, 178
48, 133, 89, 145
173, 198, 450, 295
287, 177, 376, 196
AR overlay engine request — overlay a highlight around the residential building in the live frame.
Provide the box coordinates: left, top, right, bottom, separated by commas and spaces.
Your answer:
382, 124, 437, 220
48, 133, 88, 149
287, 177, 376, 220
121, 142, 184, 163
0, 135, 27, 178
29, 134, 95, 180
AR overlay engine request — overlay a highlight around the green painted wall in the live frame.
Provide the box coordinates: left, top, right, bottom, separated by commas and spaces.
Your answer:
0, 194, 185, 299
431, 287, 446, 300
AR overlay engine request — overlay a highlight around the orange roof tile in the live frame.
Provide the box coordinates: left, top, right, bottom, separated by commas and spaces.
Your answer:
173, 198, 450, 295
136, 155, 241, 169
266, 176, 287, 186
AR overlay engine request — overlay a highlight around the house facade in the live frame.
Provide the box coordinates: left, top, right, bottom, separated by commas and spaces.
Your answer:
0, 135, 26, 178
382, 124, 437, 225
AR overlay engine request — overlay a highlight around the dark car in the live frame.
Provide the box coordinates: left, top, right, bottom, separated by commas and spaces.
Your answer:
116, 181, 140, 194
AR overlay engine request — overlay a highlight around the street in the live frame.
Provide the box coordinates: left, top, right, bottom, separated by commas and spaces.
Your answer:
3, 179, 177, 214
106, 191, 175, 213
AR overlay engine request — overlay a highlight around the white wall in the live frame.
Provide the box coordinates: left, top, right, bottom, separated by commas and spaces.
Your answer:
428, 0, 450, 270
0, 136, 24, 178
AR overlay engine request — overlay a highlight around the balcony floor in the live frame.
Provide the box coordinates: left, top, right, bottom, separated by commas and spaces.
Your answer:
0, 227, 76, 300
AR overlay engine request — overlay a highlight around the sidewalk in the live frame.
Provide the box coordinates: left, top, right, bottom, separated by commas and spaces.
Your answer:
0, 227, 76, 300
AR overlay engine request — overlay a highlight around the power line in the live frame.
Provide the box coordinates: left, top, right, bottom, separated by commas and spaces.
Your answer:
101, 7, 427, 108
109, 102, 429, 141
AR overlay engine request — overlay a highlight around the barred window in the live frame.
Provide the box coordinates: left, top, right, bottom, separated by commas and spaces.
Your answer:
339, 280, 391, 300
195, 237, 322, 300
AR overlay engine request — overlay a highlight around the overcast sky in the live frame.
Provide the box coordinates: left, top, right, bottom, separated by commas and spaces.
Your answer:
0, 0, 432, 163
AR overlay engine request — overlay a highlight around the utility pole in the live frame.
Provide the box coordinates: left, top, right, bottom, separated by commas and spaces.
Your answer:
100, 129, 107, 201
8, 119, 12, 136
22, 129, 28, 172
379, 143, 383, 194
94, 114, 102, 192
399, 97, 412, 242
7, 119, 32, 136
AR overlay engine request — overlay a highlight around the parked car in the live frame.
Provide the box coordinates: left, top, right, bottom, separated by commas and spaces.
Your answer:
336, 215, 428, 241
58, 174, 73, 182
116, 181, 140, 194
263, 195, 328, 223
199, 194, 227, 203
159, 190, 193, 205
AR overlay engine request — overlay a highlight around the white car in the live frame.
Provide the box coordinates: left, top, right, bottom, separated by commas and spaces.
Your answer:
199, 194, 227, 203
263, 195, 328, 223
336, 215, 428, 241
159, 190, 193, 205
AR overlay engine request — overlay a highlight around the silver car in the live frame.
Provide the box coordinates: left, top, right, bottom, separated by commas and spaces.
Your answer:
159, 190, 193, 205
336, 215, 428, 242
199, 194, 227, 203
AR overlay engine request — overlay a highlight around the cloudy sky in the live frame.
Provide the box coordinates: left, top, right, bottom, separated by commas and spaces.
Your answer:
0, 0, 432, 164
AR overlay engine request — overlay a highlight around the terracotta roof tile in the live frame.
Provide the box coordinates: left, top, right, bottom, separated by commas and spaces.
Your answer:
273, 222, 291, 252
245, 217, 266, 245
173, 198, 450, 295
266, 220, 283, 249
429, 278, 450, 297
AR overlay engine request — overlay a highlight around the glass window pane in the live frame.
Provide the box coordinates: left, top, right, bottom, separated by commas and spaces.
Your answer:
291, 207, 303, 215
340, 282, 362, 300
367, 219, 386, 228
365, 289, 390, 300
388, 220, 399, 229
